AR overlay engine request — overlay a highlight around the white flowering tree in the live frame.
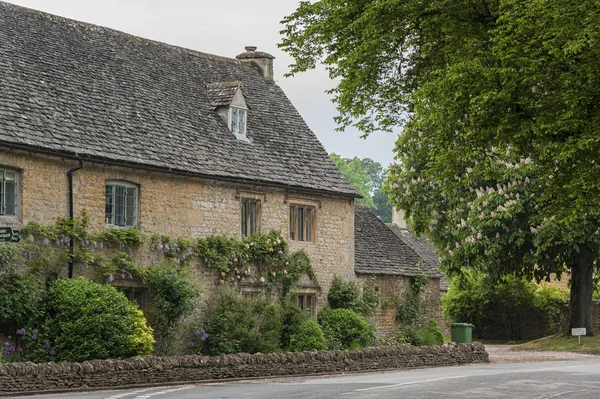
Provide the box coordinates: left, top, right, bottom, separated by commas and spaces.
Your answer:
281, 0, 600, 331
386, 124, 600, 331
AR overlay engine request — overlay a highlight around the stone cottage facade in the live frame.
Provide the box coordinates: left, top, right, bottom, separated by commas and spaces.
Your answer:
354, 206, 443, 335
0, 2, 358, 312
0, 2, 445, 328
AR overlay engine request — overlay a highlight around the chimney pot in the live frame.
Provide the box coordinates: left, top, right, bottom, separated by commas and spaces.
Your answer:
245, 46, 257, 52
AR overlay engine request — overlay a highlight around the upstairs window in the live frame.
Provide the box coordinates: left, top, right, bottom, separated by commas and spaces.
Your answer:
230, 107, 247, 135
105, 181, 138, 227
289, 205, 314, 242
241, 199, 260, 236
0, 168, 18, 217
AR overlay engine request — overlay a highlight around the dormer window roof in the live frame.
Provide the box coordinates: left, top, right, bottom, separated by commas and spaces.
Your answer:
206, 81, 251, 142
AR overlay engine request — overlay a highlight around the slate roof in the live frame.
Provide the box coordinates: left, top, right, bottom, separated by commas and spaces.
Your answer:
206, 82, 243, 108
354, 205, 441, 277
0, 2, 357, 197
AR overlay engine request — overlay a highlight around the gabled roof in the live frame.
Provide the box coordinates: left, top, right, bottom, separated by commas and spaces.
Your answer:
206, 82, 243, 109
354, 205, 441, 277
387, 224, 440, 272
0, 2, 358, 197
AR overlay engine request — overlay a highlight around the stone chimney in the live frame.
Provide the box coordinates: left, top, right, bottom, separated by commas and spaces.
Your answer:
236, 46, 275, 82
392, 208, 408, 228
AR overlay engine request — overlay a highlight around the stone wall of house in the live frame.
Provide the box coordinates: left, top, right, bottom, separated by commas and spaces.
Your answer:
0, 344, 488, 394
356, 274, 443, 337
0, 149, 354, 311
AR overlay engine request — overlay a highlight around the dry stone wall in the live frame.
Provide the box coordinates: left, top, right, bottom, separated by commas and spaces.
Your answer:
0, 343, 488, 394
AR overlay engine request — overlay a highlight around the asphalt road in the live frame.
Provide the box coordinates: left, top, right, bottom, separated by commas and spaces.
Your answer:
9, 359, 600, 399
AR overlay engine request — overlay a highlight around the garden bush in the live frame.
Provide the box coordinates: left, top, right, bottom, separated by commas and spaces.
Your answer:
190, 289, 282, 355
327, 277, 379, 316
317, 307, 374, 350
280, 300, 308, 350
43, 278, 154, 362
289, 318, 328, 352
140, 263, 198, 355
396, 320, 444, 346
442, 270, 569, 340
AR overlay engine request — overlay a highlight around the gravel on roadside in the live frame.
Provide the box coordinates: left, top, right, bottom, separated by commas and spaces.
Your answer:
485, 344, 599, 363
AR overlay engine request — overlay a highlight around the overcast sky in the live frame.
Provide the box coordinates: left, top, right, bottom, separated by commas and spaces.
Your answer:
6, 0, 397, 167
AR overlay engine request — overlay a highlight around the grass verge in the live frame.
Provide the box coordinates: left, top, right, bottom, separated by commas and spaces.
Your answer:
512, 334, 600, 354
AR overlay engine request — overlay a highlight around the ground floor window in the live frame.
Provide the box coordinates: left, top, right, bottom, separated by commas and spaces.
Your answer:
295, 293, 316, 316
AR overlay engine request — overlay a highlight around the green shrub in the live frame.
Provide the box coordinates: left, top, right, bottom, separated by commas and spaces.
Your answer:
280, 300, 308, 350
392, 321, 443, 346
140, 264, 198, 355
317, 307, 374, 350
327, 277, 380, 316
442, 270, 568, 340
43, 278, 154, 362
533, 285, 569, 333
289, 319, 328, 352
191, 289, 282, 355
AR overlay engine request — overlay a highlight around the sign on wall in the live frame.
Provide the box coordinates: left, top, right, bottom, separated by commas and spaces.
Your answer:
0, 226, 20, 243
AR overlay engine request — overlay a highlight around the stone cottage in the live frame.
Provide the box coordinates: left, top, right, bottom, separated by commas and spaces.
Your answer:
354, 206, 444, 335
0, 1, 359, 312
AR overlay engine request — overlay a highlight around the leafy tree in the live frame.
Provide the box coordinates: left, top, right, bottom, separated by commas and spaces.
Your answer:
281, 0, 600, 331
330, 153, 375, 208
330, 153, 392, 221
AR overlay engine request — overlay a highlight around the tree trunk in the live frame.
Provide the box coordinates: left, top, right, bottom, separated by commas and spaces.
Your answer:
569, 246, 595, 332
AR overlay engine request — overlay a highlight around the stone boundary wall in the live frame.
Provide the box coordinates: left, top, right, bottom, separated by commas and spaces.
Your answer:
0, 343, 488, 394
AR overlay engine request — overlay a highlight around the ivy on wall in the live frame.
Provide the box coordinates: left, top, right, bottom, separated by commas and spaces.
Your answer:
19, 211, 317, 297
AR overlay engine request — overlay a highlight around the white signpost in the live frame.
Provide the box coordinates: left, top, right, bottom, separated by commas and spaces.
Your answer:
571, 328, 586, 345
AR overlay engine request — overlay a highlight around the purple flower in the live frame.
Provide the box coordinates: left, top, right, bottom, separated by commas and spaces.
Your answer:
31, 334, 37, 341
49, 350, 55, 356
43, 344, 51, 350
16, 328, 26, 336
16, 347, 22, 353
200, 333, 208, 342
188, 341, 195, 347
9, 346, 15, 352
42, 237, 49, 246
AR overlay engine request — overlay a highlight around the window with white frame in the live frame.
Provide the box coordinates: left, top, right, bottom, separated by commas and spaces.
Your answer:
0, 168, 18, 217
105, 181, 138, 227
230, 107, 247, 135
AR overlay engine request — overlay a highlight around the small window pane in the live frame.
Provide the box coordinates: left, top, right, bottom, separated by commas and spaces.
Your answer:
306, 295, 313, 315
4, 172, 16, 216
305, 208, 312, 242
297, 207, 304, 241
238, 109, 246, 134
241, 200, 248, 236
249, 201, 257, 234
115, 185, 126, 226
290, 207, 295, 240
298, 295, 304, 310
125, 187, 136, 227
105, 185, 114, 224
231, 108, 238, 132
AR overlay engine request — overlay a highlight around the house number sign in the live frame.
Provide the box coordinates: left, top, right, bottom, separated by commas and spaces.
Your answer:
0, 227, 20, 243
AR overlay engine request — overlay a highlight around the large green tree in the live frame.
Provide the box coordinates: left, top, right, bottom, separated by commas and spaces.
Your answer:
330, 153, 392, 221
281, 0, 600, 330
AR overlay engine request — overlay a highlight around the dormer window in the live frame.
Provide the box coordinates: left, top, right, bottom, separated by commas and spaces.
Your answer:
230, 107, 247, 135
206, 81, 251, 142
